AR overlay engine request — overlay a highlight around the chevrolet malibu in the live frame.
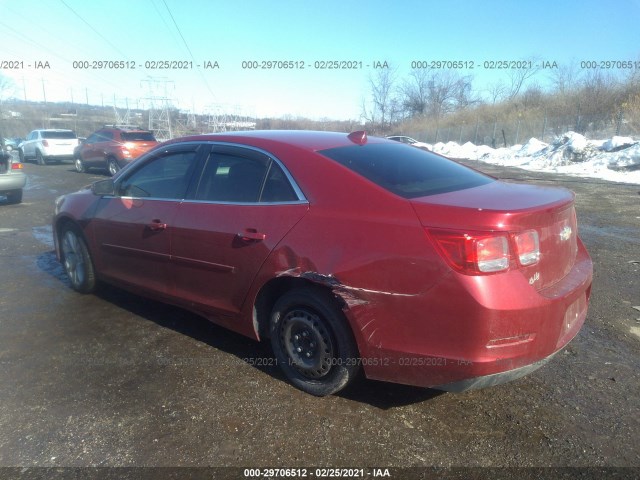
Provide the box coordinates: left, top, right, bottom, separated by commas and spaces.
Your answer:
53, 131, 592, 396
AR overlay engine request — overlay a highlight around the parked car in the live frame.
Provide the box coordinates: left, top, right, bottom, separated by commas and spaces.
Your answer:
387, 135, 432, 151
20, 129, 79, 164
3, 137, 23, 151
53, 130, 592, 396
0, 148, 26, 204
74, 126, 158, 176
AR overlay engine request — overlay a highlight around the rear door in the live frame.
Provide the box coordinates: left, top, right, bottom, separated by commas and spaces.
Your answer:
92, 143, 205, 294
171, 144, 308, 315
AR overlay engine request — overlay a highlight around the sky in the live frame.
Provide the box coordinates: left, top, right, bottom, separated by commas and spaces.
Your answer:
1, 0, 640, 120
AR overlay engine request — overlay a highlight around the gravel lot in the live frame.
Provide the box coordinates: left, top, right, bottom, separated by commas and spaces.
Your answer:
0, 157, 638, 480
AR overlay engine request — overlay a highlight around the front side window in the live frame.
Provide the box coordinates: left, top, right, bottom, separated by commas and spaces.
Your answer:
97, 131, 114, 141
118, 150, 198, 199
85, 133, 99, 144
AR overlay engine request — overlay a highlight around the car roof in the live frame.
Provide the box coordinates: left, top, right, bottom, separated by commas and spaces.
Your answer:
161, 130, 389, 152
100, 125, 150, 132
35, 129, 74, 132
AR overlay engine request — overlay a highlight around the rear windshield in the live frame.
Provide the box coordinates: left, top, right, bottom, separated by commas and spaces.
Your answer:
319, 143, 493, 198
42, 131, 77, 139
121, 132, 156, 142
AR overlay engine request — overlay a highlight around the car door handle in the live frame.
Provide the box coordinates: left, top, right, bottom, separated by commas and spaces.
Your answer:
237, 229, 266, 242
147, 219, 167, 231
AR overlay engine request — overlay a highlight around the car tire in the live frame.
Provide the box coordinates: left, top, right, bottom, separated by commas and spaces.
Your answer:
107, 157, 120, 177
36, 150, 46, 165
75, 158, 86, 173
270, 287, 360, 396
60, 224, 97, 294
6, 189, 22, 204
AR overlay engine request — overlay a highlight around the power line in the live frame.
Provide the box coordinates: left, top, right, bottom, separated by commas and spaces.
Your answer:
59, 0, 129, 59
161, 0, 196, 60
160, 0, 217, 103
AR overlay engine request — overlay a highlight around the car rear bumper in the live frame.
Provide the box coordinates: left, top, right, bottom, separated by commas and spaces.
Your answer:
352, 238, 593, 390
0, 174, 27, 193
433, 349, 560, 392
43, 153, 75, 160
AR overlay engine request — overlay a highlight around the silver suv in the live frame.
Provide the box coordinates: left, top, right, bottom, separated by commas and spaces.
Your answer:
19, 129, 79, 165
0, 146, 26, 204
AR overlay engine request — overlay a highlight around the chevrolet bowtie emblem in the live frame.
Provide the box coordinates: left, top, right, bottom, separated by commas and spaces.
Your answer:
560, 226, 572, 241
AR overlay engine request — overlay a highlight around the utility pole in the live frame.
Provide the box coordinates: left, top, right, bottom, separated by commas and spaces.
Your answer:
141, 77, 174, 141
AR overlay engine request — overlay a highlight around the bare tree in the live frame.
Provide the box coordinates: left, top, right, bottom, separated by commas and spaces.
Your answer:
505, 57, 542, 100
400, 69, 431, 117
549, 61, 582, 95
0, 74, 15, 100
362, 67, 399, 132
452, 74, 479, 110
486, 80, 507, 105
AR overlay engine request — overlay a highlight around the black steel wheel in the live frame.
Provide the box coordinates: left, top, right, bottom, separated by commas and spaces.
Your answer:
270, 288, 360, 396
60, 224, 96, 293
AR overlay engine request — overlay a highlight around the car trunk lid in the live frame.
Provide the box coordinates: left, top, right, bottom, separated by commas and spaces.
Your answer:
411, 181, 578, 290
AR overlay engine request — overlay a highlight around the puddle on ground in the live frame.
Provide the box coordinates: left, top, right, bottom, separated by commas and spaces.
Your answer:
35, 251, 70, 287
32, 225, 54, 248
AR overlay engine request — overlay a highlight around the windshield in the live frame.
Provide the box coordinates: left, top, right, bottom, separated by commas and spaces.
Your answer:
319, 143, 493, 198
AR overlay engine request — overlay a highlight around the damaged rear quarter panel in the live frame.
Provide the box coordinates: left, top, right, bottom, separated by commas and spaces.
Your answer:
244, 193, 450, 366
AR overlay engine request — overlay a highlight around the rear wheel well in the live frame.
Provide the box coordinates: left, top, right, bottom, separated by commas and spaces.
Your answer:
254, 276, 346, 341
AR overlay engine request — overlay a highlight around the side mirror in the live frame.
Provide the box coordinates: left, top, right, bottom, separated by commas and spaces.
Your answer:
92, 179, 115, 196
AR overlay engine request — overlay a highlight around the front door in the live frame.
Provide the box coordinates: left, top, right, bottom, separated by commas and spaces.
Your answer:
92, 145, 203, 295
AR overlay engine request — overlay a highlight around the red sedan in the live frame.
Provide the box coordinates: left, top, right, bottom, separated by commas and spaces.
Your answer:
53, 130, 592, 396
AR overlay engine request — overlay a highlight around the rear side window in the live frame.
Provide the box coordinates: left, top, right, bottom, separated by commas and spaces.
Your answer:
121, 132, 156, 142
42, 131, 77, 139
195, 150, 299, 203
319, 143, 493, 198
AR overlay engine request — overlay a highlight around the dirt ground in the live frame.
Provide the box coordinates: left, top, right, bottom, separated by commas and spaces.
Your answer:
0, 156, 638, 480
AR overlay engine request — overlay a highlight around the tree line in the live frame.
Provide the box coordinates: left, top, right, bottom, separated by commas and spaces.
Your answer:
362, 58, 640, 141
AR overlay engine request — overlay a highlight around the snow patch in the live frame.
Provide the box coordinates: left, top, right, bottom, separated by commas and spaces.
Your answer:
435, 131, 640, 184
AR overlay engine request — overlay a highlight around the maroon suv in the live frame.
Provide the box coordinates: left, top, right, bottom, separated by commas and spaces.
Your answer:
74, 126, 158, 176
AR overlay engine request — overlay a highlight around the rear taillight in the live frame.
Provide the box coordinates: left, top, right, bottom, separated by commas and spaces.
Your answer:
429, 229, 510, 274
429, 228, 540, 275
11, 162, 23, 170
514, 230, 540, 266
42, 140, 49, 147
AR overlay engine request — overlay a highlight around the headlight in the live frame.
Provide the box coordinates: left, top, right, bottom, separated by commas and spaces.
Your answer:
54, 195, 66, 215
